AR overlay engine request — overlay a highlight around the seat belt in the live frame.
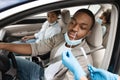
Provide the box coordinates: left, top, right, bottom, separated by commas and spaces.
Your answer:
43, 45, 104, 67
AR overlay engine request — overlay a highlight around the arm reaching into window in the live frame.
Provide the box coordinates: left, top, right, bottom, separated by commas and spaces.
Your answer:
62, 50, 87, 80
62, 50, 120, 80
88, 65, 120, 80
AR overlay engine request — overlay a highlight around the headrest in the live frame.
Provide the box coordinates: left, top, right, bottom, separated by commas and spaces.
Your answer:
58, 9, 71, 33
86, 22, 103, 47
61, 9, 71, 24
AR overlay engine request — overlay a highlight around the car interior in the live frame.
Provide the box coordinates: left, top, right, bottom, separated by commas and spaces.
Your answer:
0, 4, 112, 67
1, 2, 118, 79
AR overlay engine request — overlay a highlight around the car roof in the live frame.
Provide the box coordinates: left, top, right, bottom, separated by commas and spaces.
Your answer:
0, 0, 61, 20
0, 0, 31, 12
0, 0, 61, 12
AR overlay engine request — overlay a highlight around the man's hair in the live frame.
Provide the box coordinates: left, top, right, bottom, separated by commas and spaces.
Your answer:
53, 10, 61, 16
73, 9, 95, 30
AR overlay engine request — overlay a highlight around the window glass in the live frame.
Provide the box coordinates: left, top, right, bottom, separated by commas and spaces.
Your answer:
88, 5, 101, 14
63, 5, 88, 16
34, 4, 101, 18
63, 4, 101, 16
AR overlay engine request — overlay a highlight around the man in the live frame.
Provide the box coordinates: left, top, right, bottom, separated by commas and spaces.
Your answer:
14, 10, 61, 43
0, 9, 95, 80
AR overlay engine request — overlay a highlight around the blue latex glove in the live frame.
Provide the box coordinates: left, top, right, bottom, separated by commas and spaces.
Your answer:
62, 50, 86, 80
88, 65, 119, 80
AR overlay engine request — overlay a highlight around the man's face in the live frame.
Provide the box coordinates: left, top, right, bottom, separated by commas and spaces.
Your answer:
47, 12, 58, 23
67, 12, 93, 40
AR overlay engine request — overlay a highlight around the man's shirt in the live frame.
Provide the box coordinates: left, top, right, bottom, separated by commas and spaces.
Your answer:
34, 21, 61, 43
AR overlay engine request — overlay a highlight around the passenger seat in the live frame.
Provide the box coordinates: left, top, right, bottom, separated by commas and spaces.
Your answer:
86, 22, 105, 68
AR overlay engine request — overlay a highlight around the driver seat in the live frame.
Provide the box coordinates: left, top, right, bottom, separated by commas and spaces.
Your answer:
58, 9, 71, 33
86, 21, 105, 68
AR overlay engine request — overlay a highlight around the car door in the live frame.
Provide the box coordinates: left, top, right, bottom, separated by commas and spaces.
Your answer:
2, 14, 47, 42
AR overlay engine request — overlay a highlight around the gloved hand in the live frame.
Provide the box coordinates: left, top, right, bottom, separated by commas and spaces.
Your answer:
62, 50, 86, 80
88, 65, 119, 80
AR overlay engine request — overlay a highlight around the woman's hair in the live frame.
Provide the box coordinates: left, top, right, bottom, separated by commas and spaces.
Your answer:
102, 9, 111, 24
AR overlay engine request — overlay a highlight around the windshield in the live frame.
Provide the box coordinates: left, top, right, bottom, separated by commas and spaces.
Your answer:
0, 0, 34, 12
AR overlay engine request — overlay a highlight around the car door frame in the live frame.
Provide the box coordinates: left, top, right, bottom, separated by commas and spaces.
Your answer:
0, 0, 120, 73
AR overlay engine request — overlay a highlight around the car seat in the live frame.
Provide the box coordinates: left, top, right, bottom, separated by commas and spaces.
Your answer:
58, 9, 71, 33
86, 21, 105, 68
102, 24, 110, 48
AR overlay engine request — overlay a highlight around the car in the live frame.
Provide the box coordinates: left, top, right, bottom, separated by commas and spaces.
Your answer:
0, 0, 120, 79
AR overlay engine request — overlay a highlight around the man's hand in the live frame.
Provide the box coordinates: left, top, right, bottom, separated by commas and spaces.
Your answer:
88, 65, 119, 80
21, 35, 34, 42
62, 50, 86, 80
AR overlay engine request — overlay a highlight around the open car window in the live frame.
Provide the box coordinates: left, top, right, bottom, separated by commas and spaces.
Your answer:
0, 0, 119, 76
30, 4, 101, 19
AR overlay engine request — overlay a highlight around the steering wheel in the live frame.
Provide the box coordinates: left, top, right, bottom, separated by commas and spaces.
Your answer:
0, 51, 18, 80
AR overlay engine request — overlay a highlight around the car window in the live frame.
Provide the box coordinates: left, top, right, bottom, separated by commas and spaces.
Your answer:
63, 4, 101, 16
31, 4, 101, 19
0, 2, 118, 73
88, 5, 101, 14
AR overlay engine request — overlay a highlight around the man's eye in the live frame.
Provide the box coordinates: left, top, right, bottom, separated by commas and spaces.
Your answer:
80, 26, 87, 30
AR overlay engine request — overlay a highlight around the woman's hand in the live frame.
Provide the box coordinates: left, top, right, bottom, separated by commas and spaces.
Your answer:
88, 65, 119, 80
62, 50, 86, 80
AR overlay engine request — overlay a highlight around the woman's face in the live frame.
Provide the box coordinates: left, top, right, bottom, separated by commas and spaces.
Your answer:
67, 12, 93, 40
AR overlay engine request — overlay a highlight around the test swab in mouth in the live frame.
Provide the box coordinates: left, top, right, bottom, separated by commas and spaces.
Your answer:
69, 32, 77, 49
